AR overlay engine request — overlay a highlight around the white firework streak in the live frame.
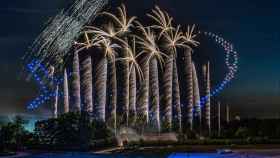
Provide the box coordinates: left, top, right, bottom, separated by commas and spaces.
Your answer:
63, 68, 69, 113
192, 62, 201, 126
192, 62, 201, 121
203, 62, 211, 134
24, 0, 108, 69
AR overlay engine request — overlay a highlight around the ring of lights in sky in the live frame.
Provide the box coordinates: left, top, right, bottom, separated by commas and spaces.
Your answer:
199, 31, 239, 106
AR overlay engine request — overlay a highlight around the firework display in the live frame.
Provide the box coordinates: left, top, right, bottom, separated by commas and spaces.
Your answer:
25, 3, 239, 134
63, 69, 69, 113
202, 62, 211, 135
192, 62, 201, 124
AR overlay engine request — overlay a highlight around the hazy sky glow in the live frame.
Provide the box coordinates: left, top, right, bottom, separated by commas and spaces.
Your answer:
0, 0, 280, 118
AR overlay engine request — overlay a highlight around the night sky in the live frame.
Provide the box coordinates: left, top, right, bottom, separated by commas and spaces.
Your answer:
0, 0, 280, 119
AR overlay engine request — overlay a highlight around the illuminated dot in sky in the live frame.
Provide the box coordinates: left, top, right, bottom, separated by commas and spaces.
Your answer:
198, 31, 239, 108
26, 60, 64, 110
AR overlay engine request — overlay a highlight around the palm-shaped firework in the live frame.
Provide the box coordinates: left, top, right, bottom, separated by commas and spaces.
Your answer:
81, 22, 120, 128
103, 5, 137, 127
184, 25, 200, 47
136, 22, 166, 132
163, 25, 186, 53
85, 22, 118, 39
85, 5, 137, 127
103, 4, 137, 35
147, 6, 181, 132
94, 37, 120, 122
74, 29, 121, 132
89, 26, 122, 131
116, 37, 143, 127
74, 31, 118, 117
181, 24, 200, 131
74, 33, 103, 113
85, 4, 136, 40
147, 6, 174, 38
163, 26, 188, 130
184, 26, 201, 126
136, 24, 166, 66
74, 32, 104, 52
120, 38, 143, 80
161, 25, 185, 132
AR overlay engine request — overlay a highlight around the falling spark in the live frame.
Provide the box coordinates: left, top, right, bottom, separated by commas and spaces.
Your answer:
185, 25, 200, 47
102, 4, 137, 35
136, 23, 167, 68
116, 37, 143, 80
162, 25, 186, 55
147, 6, 173, 38
135, 22, 165, 127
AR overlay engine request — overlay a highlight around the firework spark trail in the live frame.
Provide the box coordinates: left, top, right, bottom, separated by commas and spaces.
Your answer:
24, 0, 108, 68
202, 62, 211, 135
63, 69, 69, 113
192, 62, 201, 117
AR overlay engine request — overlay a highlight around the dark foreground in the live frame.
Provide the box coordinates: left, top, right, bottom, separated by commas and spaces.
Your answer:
4, 151, 280, 158
2, 145, 280, 158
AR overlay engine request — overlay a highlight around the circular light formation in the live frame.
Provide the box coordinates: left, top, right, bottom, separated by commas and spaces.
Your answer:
26, 60, 64, 110
199, 31, 239, 106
